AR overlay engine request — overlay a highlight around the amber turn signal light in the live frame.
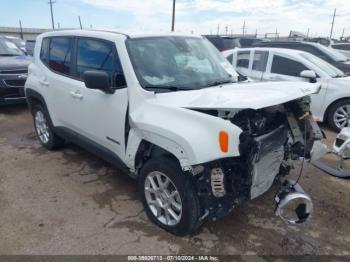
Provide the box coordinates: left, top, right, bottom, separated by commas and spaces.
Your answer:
219, 131, 229, 153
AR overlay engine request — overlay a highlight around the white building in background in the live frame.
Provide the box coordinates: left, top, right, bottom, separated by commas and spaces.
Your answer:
0, 27, 50, 41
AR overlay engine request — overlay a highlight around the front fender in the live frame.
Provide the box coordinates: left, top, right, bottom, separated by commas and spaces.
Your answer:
126, 102, 242, 170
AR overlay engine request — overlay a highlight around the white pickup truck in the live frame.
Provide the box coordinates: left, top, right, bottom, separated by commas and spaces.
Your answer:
25, 30, 321, 235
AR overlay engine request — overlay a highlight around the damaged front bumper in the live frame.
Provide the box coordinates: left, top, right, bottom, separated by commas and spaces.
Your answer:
192, 111, 320, 224
193, 126, 292, 222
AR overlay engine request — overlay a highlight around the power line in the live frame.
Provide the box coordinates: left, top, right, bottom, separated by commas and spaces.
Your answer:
48, 0, 56, 30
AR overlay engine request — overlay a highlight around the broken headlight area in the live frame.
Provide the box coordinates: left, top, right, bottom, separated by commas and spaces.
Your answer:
192, 97, 321, 223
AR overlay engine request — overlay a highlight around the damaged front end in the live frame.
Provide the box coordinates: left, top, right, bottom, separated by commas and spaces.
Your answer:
192, 96, 323, 224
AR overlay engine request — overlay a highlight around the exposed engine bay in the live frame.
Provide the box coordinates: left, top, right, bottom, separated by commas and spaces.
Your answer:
192, 96, 323, 223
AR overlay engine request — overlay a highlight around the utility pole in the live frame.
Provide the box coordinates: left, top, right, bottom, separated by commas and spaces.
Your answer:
217, 24, 220, 35
19, 20, 23, 40
330, 8, 337, 39
171, 0, 176, 32
48, 0, 56, 30
275, 28, 278, 39
241, 21, 246, 35
341, 28, 345, 39
78, 16, 83, 29
225, 25, 228, 35
255, 28, 258, 37
306, 28, 310, 39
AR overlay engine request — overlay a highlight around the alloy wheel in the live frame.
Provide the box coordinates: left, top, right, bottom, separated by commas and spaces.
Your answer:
144, 171, 182, 226
334, 105, 350, 129
35, 110, 50, 144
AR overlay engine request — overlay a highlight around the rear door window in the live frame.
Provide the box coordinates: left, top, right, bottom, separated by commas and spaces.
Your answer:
252, 51, 268, 71
48, 37, 73, 75
236, 51, 250, 68
271, 55, 308, 77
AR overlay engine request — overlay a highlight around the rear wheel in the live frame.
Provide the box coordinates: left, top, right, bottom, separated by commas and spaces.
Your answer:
328, 99, 350, 131
139, 157, 201, 236
32, 104, 64, 150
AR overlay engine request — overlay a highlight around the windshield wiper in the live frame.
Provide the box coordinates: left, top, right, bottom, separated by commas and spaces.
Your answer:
143, 85, 191, 92
205, 79, 234, 87
0, 54, 18, 56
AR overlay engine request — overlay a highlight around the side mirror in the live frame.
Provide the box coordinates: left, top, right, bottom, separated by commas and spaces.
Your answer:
83, 70, 114, 94
300, 70, 317, 83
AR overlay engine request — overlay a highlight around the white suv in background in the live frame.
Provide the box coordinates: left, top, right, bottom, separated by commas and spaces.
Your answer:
225, 48, 350, 131
26, 30, 321, 235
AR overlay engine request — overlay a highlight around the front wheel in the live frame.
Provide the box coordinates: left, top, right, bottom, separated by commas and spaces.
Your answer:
139, 157, 201, 236
328, 99, 350, 132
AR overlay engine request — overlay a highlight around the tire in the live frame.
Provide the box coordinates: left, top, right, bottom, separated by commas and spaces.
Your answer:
327, 99, 350, 132
139, 157, 201, 236
32, 104, 64, 150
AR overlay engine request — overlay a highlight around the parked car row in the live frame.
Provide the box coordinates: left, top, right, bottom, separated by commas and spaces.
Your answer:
331, 43, 350, 58
253, 41, 350, 75
0, 36, 31, 105
224, 47, 350, 131
204, 35, 264, 51
24, 30, 321, 235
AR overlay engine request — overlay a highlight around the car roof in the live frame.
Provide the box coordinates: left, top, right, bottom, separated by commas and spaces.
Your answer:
233, 47, 309, 56
257, 41, 318, 46
332, 43, 350, 46
39, 29, 202, 40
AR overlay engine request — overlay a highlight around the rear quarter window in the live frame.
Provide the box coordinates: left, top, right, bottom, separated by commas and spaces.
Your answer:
252, 51, 268, 71
236, 51, 250, 68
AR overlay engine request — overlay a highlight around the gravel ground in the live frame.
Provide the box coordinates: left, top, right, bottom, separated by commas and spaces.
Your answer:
0, 104, 350, 256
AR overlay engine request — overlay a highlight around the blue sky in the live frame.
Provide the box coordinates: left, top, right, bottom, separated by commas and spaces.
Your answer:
1, 0, 349, 38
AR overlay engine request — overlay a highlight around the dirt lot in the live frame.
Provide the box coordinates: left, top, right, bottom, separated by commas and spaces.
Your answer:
0, 104, 350, 256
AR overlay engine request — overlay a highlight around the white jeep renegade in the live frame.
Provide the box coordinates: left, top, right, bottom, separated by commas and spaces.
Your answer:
25, 30, 322, 236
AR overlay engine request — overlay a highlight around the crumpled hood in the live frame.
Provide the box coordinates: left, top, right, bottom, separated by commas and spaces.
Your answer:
152, 81, 319, 110
0, 55, 31, 72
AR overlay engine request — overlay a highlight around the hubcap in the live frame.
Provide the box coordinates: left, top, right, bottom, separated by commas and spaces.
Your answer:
334, 105, 350, 129
35, 110, 50, 144
144, 171, 182, 226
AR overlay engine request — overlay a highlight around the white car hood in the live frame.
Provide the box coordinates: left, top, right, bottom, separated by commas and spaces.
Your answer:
332, 76, 350, 85
152, 81, 318, 110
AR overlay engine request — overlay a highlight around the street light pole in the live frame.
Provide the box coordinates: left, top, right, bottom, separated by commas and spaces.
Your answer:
48, 0, 56, 30
171, 0, 176, 32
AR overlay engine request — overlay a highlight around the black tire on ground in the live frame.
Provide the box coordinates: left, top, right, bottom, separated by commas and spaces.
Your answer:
32, 104, 65, 150
139, 156, 201, 236
327, 99, 350, 132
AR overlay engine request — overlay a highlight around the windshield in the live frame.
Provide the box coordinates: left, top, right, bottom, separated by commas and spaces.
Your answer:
126, 36, 236, 91
0, 38, 24, 56
7, 37, 25, 48
316, 44, 349, 62
301, 52, 345, 78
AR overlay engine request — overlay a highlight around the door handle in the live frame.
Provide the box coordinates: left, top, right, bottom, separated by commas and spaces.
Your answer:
39, 79, 49, 86
70, 91, 84, 100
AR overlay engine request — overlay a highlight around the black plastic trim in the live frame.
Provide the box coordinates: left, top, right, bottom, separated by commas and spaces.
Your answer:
54, 126, 129, 174
25, 88, 47, 110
